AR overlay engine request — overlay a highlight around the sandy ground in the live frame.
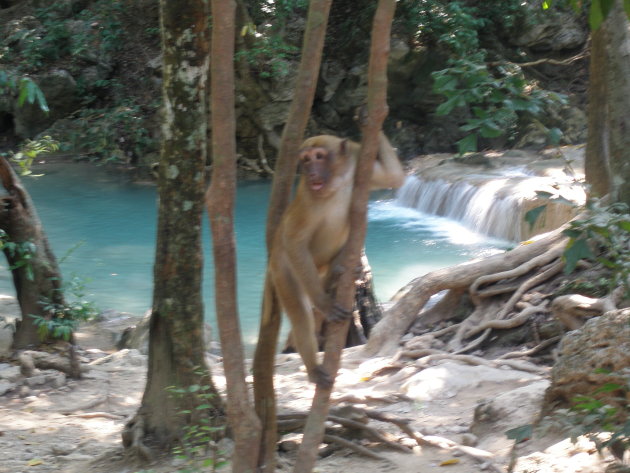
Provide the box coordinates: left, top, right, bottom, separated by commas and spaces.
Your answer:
0, 316, 619, 473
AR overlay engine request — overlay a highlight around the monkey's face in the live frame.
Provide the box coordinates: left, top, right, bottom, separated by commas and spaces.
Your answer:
299, 146, 333, 194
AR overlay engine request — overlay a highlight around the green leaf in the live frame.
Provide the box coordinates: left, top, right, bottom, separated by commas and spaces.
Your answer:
590, 0, 605, 30
457, 134, 477, 155
600, 0, 615, 17
479, 122, 504, 138
594, 382, 622, 394
542, 0, 552, 9
506, 424, 532, 443
625, 0, 630, 18
525, 205, 547, 229
434, 75, 458, 92
18, 85, 29, 107
548, 127, 563, 145
563, 237, 594, 273
436, 95, 465, 116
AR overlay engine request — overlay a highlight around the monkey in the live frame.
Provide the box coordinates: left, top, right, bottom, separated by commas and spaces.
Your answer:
267, 131, 404, 387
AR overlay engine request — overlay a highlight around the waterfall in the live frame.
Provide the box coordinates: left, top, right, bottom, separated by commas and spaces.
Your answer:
395, 172, 584, 242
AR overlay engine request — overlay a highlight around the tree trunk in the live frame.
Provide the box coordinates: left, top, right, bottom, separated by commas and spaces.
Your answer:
293, 1, 397, 471
122, 0, 223, 458
0, 157, 65, 351
585, 1, 630, 205
207, 2, 261, 472
252, 1, 333, 471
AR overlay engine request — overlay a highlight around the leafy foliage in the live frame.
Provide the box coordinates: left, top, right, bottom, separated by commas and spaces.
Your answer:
564, 370, 630, 462
238, 0, 305, 79
10, 136, 59, 176
396, 1, 567, 154
0, 229, 36, 280
60, 104, 156, 164
167, 370, 226, 473
31, 275, 98, 341
562, 201, 630, 297
0, 71, 49, 112
544, 0, 630, 30
3, 1, 123, 72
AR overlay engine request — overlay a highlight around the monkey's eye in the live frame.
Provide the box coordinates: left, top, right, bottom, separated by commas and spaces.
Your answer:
314, 151, 325, 160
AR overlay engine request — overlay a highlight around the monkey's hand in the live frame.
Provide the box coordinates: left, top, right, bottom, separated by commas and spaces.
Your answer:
309, 364, 334, 389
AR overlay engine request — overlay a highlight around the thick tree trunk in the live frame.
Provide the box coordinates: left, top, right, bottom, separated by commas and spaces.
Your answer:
585, 0, 630, 205
293, 2, 397, 471
207, 2, 261, 472
122, 0, 223, 458
0, 157, 65, 350
252, 1, 333, 471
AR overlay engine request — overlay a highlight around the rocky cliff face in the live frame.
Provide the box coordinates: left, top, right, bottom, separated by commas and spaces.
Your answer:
0, 0, 589, 175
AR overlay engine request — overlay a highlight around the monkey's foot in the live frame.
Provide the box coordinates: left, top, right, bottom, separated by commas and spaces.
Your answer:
327, 302, 352, 322
309, 365, 334, 389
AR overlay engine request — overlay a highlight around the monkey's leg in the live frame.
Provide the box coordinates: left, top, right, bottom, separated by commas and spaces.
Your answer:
273, 269, 333, 388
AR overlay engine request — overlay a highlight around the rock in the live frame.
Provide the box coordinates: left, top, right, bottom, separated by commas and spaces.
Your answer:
512, 11, 587, 51
45, 371, 66, 388
24, 374, 47, 387
461, 433, 478, 447
471, 380, 549, 455
51, 444, 77, 456
0, 296, 19, 357
0, 363, 21, 382
13, 69, 82, 137
400, 361, 540, 402
543, 309, 630, 415
0, 379, 17, 396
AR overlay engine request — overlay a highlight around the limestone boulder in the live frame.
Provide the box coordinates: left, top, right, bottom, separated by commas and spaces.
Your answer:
543, 309, 630, 415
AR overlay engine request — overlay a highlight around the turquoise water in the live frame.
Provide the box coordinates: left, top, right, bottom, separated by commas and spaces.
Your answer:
1, 163, 506, 347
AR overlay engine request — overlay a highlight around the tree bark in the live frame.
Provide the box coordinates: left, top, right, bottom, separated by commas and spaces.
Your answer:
252, 1, 333, 471
207, 1, 261, 472
585, 1, 630, 205
0, 157, 66, 351
293, 1, 397, 471
122, 0, 223, 457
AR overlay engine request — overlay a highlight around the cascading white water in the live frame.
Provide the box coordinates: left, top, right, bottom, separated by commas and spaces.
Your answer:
395, 170, 585, 242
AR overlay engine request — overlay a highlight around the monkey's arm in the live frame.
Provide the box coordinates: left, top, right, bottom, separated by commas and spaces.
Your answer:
370, 132, 405, 190
282, 215, 332, 314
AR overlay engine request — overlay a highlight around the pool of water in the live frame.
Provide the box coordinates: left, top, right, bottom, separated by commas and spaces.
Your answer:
0, 163, 507, 347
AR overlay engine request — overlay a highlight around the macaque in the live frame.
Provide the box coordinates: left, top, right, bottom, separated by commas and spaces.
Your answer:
268, 132, 404, 387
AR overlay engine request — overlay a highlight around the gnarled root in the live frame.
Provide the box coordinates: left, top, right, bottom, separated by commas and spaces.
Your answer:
365, 227, 568, 357
122, 415, 154, 462
551, 286, 624, 330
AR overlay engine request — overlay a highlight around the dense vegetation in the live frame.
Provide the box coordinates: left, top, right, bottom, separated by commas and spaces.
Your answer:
1, 0, 588, 172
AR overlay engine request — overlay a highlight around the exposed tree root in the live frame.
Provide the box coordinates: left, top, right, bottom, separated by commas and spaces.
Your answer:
121, 415, 154, 462
322, 434, 390, 461
65, 411, 124, 420
277, 405, 504, 470
58, 393, 109, 415
18, 349, 83, 378
365, 226, 569, 357
551, 286, 624, 330
496, 336, 561, 359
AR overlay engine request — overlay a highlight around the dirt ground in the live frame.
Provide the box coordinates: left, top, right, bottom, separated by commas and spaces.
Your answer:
0, 317, 619, 473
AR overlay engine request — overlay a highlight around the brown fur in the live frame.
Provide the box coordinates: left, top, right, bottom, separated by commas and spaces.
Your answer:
267, 133, 404, 387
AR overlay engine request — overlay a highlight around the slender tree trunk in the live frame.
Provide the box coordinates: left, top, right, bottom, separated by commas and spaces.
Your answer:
252, 1, 333, 471
293, 2, 397, 471
0, 158, 65, 351
122, 0, 223, 457
585, 0, 630, 205
207, 2, 261, 472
